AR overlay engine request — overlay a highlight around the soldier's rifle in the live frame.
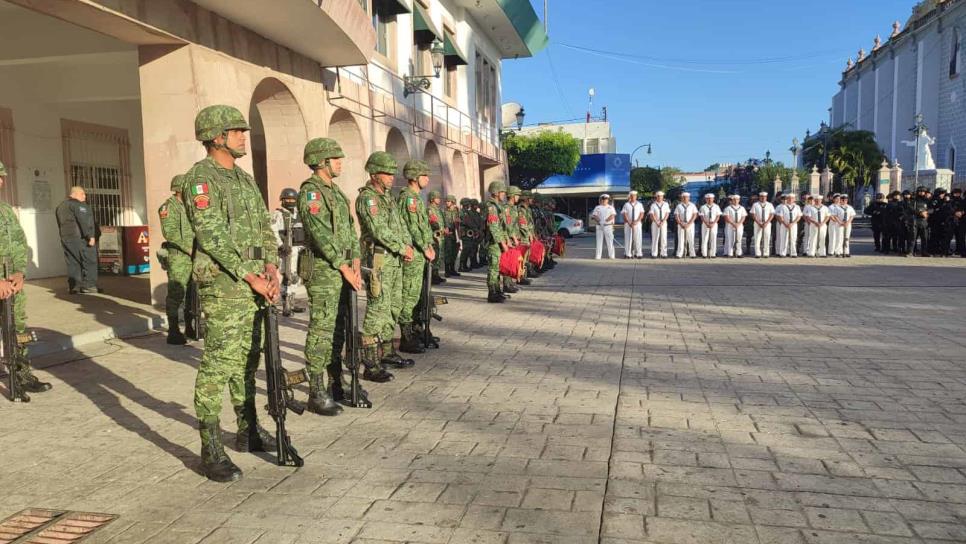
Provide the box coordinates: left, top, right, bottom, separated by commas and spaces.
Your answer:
1, 268, 36, 402
343, 278, 372, 409
184, 242, 204, 341
420, 261, 446, 349
280, 216, 294, 317
261, 303, 307, 466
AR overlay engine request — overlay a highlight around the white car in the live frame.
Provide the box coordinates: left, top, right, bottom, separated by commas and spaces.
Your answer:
554, 213, 584, 238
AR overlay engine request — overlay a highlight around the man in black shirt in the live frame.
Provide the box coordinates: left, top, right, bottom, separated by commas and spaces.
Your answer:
55, 186, 99, 294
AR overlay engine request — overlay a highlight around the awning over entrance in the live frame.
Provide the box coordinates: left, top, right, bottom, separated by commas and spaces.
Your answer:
380, 0, 413, 16
413, 2, 444, 44
444, 32, 469, 66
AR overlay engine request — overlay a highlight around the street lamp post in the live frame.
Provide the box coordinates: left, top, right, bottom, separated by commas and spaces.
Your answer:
820, 122, 830, 169
910, 113, 926, 189
631, 143, 652, 167
790, 138, 800, 167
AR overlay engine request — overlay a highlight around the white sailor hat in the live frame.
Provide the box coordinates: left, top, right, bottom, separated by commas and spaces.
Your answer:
655, 191, 665, 196
629, 190, 638, 195
758, 191, 768, 196
729, 194, 740, 199
785, 193, 796, 199
704, 193, 714, 199
600, 193, 610, 199
680, 192, 691, 197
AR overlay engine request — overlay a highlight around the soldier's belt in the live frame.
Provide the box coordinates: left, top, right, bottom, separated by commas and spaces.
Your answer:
242, 247, 266, 260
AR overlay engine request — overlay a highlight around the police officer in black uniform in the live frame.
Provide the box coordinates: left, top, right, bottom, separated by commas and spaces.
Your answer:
953, 188, 966, 257
932, 190, 954, 256
55, 186, 100, 294
864, 192, 888, 252
910, 186, 931, 256
898, 190, 915, 256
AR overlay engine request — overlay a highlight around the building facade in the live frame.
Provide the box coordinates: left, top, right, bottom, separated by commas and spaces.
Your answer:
518, 120, 618, 155
830, 0, 964, 184
0, 0, 546, 305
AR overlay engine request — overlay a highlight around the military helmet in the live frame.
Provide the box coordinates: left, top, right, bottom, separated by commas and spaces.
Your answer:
902, 190, 912, 196
303, 138, 345, 166
459, 197, 470, 205
280, 187, 298, 201
170, 174, 185, 192
0, 160, 6, 177
365, 151, 398, 175
427, 190, 441, 201
403, 160, 430, 180
445, 194, 457, 203
521, 190, 533, 198
488, 180, 507, 194
195, 105, 250, 142
916, 186, 928, 192
506, 186, 522, 196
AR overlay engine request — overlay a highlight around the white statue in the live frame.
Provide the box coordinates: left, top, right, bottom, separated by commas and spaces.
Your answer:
901, 129, 936, 171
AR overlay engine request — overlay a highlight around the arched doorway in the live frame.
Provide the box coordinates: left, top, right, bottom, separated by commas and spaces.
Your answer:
328, 109, 366, 198
385, 127, 410, 189
423, 140, 443, 194
249, 78, 307, 209
451, 150, 467, 197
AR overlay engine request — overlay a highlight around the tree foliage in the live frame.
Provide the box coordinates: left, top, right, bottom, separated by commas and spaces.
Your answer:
503, 131, 581, 189
630, 166, 684, 197
801, 129, 884, 191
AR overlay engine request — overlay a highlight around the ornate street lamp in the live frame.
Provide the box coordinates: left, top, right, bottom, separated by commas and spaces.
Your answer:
515, 107, 526, 130
404, 39, 446, 97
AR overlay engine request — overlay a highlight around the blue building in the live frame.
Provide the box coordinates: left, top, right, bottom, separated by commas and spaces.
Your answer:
533, 153, 631, 224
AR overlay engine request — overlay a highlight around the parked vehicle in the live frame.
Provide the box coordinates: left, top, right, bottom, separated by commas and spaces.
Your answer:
554, 213, 584, 238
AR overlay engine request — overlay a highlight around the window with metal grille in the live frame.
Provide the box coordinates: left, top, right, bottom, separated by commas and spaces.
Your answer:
68, 164, 123, 227
61, 119, 133, 227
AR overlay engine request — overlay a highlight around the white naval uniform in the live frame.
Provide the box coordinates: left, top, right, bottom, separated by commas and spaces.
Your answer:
674, 202, 698, 257
621, 200, 646, 257
592, 204, 616, 259
698, 203, 721, 257
801, 205, 814, 252
805, 204, 830, 256
831, 204, 856, 256
750, 201, 775, 257
775, 203, 802, 257
827, 204, 845, 256
649, 201, 671, 257
723, 204, 747, 256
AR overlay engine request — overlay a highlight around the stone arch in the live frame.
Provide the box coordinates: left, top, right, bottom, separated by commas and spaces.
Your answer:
248, 77, 308, 208
328, 108, 366, 198
451, 150, 467, 197
423, 140, 443, 194
385, 127, 410, 189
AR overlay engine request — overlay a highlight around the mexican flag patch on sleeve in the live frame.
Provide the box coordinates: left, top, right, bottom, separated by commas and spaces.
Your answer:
407, 196, 417, 213
367, 197, 378, 215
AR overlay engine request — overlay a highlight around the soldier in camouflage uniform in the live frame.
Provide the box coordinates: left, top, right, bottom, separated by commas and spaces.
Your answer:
297, 137, 359, 414
459, 198, 481, 271
443, 195, 461, 277
158, 175, 193, 345
396, 160, 434, 354
0, 160, 51, 401
356, 152, 416, 380
182, 105, 280, 482
485, 180, 510, 303
503, 186, 523, 291
426, 190, 445, 284
519, 191, 540, 278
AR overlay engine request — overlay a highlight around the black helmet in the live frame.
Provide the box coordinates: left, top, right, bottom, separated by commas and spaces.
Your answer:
916, 186, 927, 193
902, 190, 912, 197
875, 192, 884, 200
280, 187, 298, 200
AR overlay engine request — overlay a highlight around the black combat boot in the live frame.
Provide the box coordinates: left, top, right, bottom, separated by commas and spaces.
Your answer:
17, 356, 51, 393
328, 364, 372, 407
199, 418, 242, 483
234, 403, 277, 453
361, 341, 393, 382
431, 269, 446, 284
488, 286, 505, 303
398, 323, 426, 354
167, 313, 187, 345
307, 375, 342, 416
518, 277, 532, 286
448, 264, 461, 277
503, 279, 519, 293
381, 340, 415, 368
412, 321, 439, 348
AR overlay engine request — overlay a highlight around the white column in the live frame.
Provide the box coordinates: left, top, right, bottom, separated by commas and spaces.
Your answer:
891, 52, 899, 161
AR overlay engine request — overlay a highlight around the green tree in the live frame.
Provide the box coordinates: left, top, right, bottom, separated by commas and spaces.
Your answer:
801, 129, 884, 190
630, 166, 684, 197
503, 131, 581, 189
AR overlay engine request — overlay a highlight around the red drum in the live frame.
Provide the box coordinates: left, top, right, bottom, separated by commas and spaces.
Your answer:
552, 234, 566, 257
528, 239, 546, 266
499, 247, 525, 280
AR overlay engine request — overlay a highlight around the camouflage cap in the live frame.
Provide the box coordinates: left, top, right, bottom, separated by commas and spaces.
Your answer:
487, 180, 507, 194
170, 174, 185, 191
445, 194, 457, 203
0, 160, 6, 177
195, 105, 250, 142
303, 137, 345, 166
428, 190, 442, 200
506, 185, 522, 196
365, 151, 398, 175
403, 159, 430, 180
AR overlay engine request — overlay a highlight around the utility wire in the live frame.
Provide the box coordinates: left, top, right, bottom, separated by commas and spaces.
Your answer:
558, 42, 848, 67
545, 46, 575, 117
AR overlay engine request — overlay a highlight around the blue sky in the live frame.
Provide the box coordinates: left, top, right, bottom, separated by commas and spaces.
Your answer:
501, 0, 918, 171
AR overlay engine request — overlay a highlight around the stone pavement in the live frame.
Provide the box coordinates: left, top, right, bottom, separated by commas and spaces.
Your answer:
3, 231, 966, 543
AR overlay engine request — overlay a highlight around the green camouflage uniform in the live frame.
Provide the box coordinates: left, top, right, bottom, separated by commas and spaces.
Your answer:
484, 190, 508, 290
443, 196, 460, 271
427, 197, 444, 276
356, 174, 410, 347
159, 180, 194, 321
503, 191, 522, 288
299, 173, 358, 385
397, 167, 432, 325
460, 199, 482, 269
182, 155, 278, 425
0, 161, 34, 383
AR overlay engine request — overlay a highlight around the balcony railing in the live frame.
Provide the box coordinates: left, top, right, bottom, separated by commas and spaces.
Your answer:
326, 63, 501, 161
